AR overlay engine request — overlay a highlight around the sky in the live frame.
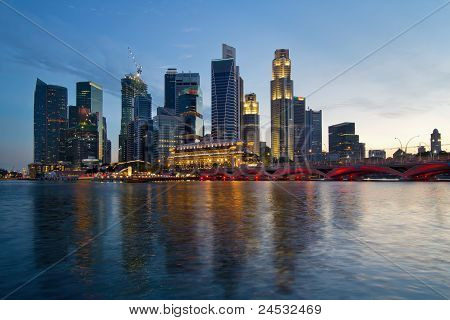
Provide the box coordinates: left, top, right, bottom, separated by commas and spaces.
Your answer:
0, 0, 449, 170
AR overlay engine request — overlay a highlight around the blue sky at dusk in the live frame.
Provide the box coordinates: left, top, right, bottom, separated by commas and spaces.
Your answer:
1, 0, 449, 169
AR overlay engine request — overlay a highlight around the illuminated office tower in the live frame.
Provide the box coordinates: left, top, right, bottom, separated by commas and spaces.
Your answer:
223, 43, 244, 139
118, 73, 148, 162
66, 107, 99, 166
328, 122, 362, 161
271, 49, 294, 162
34, 78, 68, 164
76, 81, 104, 162
242, 93, 260, 156
153, 107, 181, 166
127, 94, 153, 163
178, 87, 204, 143
175, 72, 200, 115
211, 44, 239, 141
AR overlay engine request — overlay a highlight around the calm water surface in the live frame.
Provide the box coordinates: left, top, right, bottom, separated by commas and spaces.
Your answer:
0, 181, 449, 299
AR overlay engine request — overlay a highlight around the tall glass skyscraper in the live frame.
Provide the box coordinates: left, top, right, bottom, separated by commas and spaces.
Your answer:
66, 109, 99, 167
271, 49, 294, 162
34, 78, 68, 164
175, 72, 200, 115
76, 81, 104, 162
293, 96, 306, 162
242, 93, 260, 156
178, 87, 204, 143
305, 109, 322, 162
119, 73, 148, 162
128, 94, 153, 163
211, 44, 239, 141
164, 68, 177, 111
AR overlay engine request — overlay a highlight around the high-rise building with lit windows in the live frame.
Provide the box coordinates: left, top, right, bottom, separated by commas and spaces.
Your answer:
34, 78, 68, 164
119, 73, 148, 162
293, 96, 306, 162
175, 72, 200, 115
305, 109, 322, 162
211, 44, 239, 141
153, 107, 181, 166
76, 81, 104, 162
271, 49, 294, 162
242, 93, 260, 156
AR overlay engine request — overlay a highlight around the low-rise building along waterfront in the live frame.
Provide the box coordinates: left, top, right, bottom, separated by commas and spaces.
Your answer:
168, 140, 257, 169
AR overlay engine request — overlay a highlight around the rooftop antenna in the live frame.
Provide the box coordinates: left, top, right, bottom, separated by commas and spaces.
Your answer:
128, 46, 142, 76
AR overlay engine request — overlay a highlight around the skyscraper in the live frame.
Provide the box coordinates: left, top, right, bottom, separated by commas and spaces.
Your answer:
328, 122, 363, 161
293, 96, 306, 162
242, 93, 260, 156
66, 109, 99, 166
127, 94, 153, 163
178, 87, 204, 143
153, 107, 181, 166
211, 44, 239, 141
34, 78, 68, 164
175, 72, 200, 115
271, 49, 294, 162
105, 139, 112, 164
431, 128, 442, 155
119, 73, 148, 162
76, 81, 104, 162
305, 109, 322, 162
164, 68, 177, 111
238, 75, 244, 139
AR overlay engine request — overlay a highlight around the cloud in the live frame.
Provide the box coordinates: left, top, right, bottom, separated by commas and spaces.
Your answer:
173, 43, 195, 49
179, 54, 193, 60
181, 27, 200, 33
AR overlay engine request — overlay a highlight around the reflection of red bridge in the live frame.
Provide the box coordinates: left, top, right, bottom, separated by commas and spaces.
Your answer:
199, 162, 450, 181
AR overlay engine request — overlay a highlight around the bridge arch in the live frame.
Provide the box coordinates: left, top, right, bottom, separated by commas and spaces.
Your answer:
326, 165, 404, 180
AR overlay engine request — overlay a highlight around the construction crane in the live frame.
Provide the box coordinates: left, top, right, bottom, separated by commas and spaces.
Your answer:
128, 46, 142, 76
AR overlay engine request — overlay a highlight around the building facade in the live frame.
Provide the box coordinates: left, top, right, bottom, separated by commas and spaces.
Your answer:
164, 68, 177, 111
271, 49, 294, 162
293, 96, 306, 162
328, 122, 363, 161
168, 141, 256, 169
76, 81, 105, 162
368, 149, 386, 159
242, 93, 260, 156
178, 87, 204, 144
119, 73, 148, 162
211, 44, 239, 141
153, 107, 181, 166
34, 78, 68, 164
175, 72, 200, 115
431, 128, 442, 155
305, 109, 322, 162
66, 110, 99, 167
126, 94, 153, 163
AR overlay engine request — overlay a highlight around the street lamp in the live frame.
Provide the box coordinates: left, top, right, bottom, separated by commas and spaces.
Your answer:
405, 135, 420, 154
395, 137, 403, 152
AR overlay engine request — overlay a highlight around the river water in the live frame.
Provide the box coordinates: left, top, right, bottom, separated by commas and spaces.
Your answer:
0, 181, 449, 299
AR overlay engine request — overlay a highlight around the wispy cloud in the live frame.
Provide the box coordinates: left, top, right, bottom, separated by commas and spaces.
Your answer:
179, 54, 193, 60
173, 43, 195, 49
181, 26, 200, 33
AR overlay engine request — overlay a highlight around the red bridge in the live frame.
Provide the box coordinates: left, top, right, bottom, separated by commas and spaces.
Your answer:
199, 161, 450, 181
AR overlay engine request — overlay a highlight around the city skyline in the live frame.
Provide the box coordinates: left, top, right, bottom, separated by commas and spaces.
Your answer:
1, 0, 450, 169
